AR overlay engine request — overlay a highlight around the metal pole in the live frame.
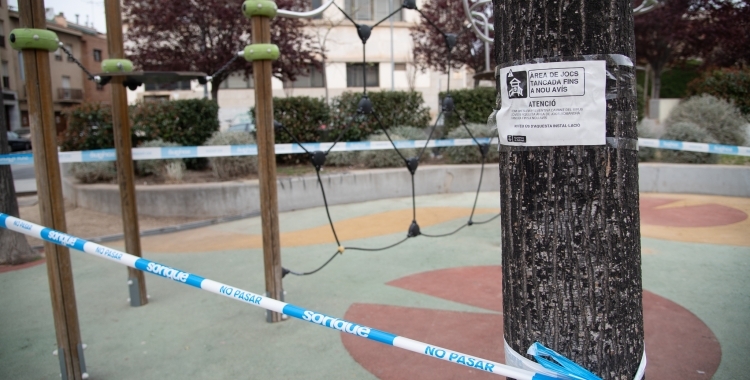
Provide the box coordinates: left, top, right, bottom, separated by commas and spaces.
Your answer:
104, 0, 148, 307
18, 1, 86, 378
251, 15, 285, 323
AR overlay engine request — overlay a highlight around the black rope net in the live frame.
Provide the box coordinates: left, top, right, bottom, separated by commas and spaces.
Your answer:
282, 1, 500, 277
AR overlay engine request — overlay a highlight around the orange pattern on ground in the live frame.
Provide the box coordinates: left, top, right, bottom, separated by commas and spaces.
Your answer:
134, 207, 497, 253
640, 193, 750, 247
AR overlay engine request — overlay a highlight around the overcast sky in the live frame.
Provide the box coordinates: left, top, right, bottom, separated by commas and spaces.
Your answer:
8, 0, 108, 33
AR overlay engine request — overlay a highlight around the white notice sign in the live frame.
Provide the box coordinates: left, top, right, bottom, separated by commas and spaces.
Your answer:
496, 61, 606, 146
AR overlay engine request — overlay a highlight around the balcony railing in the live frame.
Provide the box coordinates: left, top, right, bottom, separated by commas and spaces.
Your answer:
57, 88, 83, 102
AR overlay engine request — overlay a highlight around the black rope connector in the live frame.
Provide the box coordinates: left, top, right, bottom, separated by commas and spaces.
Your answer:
357, 24, 372, 44
406, 157, 419, 175
310, 150, 327, 171
442, 94, 455, 113
273, 120, 283, 131
402, 0, 417, 9
357, 95, 373, 115
467, 220, 474, 226
282, 267, 291, 278
123, 77, 142, 91
444, 33, 458, 51
407, 220, 421, 237
478, 143, 490, 158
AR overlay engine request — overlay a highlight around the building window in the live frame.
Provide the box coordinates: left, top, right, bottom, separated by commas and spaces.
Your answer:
55, 48, 63, 61
394, 62, 407, 71
2, 61, 8, 88
284, 65, 324, 88
18, 52, 24, 80
308, 0, 323, 19
345, 0, 402, 21
65, 44, 74, 62
347, 63, 379, 88
93, 49, 102, 62
219, 72, 254, 89
144, 80, 192, 91
0, 20, 5, 48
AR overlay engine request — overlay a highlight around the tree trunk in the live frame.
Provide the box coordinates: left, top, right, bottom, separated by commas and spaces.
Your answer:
651, 66, 661, 100
494, 1, 644, 379
211, 81, 221, 104
0, 95, 39, 265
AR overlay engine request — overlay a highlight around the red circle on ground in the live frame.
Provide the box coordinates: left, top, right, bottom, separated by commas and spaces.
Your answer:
342, 266, 720, 380
640, 198, 747, 227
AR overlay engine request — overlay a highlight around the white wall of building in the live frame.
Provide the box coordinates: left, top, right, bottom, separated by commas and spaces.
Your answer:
132, 0, 475, 130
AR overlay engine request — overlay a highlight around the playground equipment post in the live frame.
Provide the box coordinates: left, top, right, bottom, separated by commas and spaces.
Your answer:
18, 0, 86, 378
250, 8, 285, 323
494, 0, 645, 377
104, 0, 148, 307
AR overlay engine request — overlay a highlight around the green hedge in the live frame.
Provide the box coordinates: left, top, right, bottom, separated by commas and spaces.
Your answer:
328, 91, 431, 142
686, 68, 750, 116
132, 98, 219, 148
272, 96, 330, 144
61, 99, 219, 170
439, 87, 496, 133
60, 103, 119, 151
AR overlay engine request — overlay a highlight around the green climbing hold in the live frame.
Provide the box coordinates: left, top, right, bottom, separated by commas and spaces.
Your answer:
101, 59, 134, 73
242, 0, 277, 18
9, 29, 59, 52
243, 44, 280, 61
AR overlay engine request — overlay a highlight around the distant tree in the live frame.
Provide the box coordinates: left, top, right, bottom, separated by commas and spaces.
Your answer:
124, 0, 322, 101
686, 0, 750, 69
635, 0, 749, 99
410, 0, 494, 80
635, 0, 698, 99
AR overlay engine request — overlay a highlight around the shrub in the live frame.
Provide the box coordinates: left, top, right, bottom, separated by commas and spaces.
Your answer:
439, 87, 496, 133
359, 132, 416, 168
205, 131, 257, 180
69, 161, 117, 183
328, 91, 431, 142
444, 123, 499, 164
60, 103, 119, 151
665, 94, 748, 146
391, 126, 427, 140
326, 150, 358, 167
254, 96, 330, 165
686, 68, 750, 115
636, 119, 659, 162
272, 96, 330, 143
661, 122, 718, 164
135, 139, 185, 182
132, 98, 219, 169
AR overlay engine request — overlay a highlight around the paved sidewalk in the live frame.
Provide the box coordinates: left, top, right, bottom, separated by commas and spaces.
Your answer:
0, 192, 748, 379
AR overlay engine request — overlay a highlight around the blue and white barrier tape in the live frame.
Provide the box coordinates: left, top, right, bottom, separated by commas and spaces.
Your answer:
0, 212, 565, 380
637, 138, 750, 156
2, 138, 748, 166
0, 138, 495, 165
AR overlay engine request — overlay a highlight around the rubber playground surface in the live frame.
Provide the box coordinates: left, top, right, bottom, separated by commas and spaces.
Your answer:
1, 192, 748, 379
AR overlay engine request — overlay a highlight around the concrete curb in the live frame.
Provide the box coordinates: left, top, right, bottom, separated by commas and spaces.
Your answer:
61, 163, 750, 219
63, 164, 500, 218
639, 163, 750, 197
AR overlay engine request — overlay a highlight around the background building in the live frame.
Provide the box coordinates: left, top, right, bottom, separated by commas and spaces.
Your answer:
0, 8, 109, 132
128, 0, 482, 129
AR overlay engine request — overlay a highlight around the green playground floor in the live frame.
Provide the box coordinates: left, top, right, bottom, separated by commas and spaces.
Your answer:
1, 192, 748, 379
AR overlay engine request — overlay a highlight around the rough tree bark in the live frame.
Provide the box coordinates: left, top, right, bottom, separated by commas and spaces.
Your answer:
494, 1, 643, 379
0, 98, 39, 265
